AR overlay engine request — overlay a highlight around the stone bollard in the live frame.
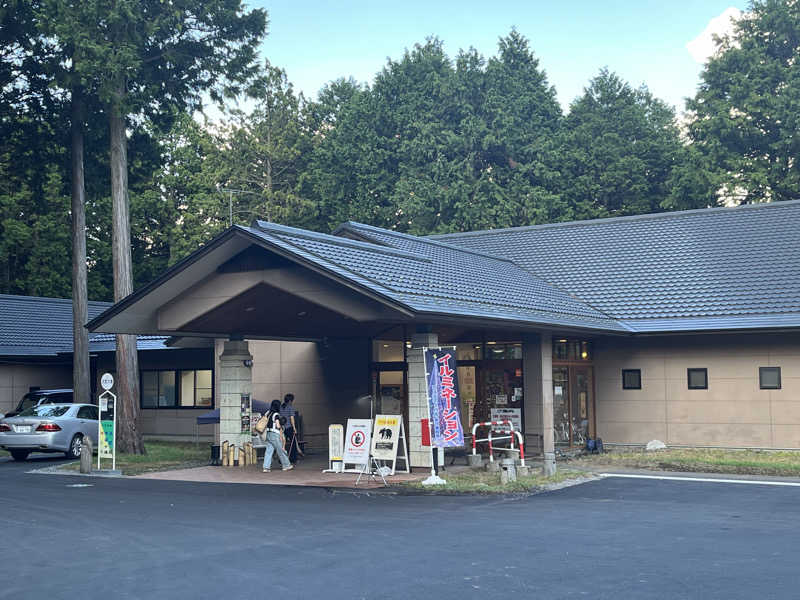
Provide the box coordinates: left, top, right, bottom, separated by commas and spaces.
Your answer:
500, 458, 517, 484
516, 464, 531, 477
468, 454, 483, 468
485, 460, 500, 473
80, 436, 93, 474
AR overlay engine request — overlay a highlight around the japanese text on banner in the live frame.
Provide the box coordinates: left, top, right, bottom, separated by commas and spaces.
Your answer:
424, 348, 465, 447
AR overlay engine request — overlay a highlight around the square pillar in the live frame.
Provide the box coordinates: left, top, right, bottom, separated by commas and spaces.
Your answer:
407, 331, 439, 468
218, 339, 253, 450
523, 332, 556, 475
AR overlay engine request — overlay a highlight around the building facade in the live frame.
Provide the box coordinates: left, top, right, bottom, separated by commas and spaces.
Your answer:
85, 201, 800, 464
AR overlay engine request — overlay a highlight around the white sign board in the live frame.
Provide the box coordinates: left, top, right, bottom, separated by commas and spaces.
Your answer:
101, 372, 114, 391
328, 424, 343, 461
491, 408, 522, 432
371, 415, 401, 461
343, 419, 372, 465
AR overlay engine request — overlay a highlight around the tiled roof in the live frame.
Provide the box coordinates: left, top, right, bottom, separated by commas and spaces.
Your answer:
243, 221, 626, 332
431, 201, 800, 332
0, 294, 171, 356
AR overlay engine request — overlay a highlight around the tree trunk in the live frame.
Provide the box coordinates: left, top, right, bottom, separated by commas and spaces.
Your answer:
70, 84, 90, 406
109, 84, 145, 454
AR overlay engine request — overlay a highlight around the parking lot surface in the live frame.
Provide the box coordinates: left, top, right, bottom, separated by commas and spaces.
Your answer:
1, 456, 798, 599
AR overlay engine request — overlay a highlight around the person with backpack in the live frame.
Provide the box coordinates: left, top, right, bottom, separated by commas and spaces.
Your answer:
261, 399, 293, 472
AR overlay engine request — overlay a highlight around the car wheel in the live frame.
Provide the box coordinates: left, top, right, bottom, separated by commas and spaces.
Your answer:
10, 450, 30, 461
65, 434, 83, 459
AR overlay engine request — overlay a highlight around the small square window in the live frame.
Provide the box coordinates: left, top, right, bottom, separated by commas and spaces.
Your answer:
622, 369, 641, 390
759, 367, 781, 390
688, 368, 708, 390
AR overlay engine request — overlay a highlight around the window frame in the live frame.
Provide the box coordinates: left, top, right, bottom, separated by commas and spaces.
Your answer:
621, 369, 642, 390
759, 367, 781, 390
140, 368, 214, 410
687, 368, 708, 390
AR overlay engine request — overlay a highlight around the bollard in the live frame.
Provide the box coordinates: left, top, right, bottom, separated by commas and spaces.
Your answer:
468, 454, 483, 468
80, 436, 93, 474
500, 458, 517, 484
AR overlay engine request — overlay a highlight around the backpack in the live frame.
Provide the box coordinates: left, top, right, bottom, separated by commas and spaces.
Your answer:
254, 414, 269, 434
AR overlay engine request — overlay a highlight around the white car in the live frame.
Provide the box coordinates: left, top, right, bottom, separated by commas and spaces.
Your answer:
0, 403, 99, 461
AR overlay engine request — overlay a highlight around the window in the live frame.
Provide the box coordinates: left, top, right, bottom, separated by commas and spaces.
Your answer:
553, 338, 593, 361
484, 342, 522, 360
759, 367, 781, 390
687, 368, 708, 390
77, 406, 98, 420
141, 369, 212, 409
180, 370, 213, 407
622, 369, 642, 390
372, 340, 404, 362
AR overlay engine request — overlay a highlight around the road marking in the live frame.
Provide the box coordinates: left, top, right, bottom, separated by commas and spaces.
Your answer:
66, 483, 94, 488
599, 473, 800, 487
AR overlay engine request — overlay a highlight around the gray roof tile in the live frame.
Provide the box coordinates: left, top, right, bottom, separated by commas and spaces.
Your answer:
432, 200, 800, 331
246, 221, 625, 332
0, 294, 171, 356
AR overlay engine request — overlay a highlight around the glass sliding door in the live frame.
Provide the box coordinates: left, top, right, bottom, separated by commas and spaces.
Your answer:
552, 365, 594, 447
553, 367, 570, 447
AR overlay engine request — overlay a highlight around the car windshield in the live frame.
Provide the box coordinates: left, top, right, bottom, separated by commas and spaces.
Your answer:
17, 394, 45, 412
17, 405, 70, 418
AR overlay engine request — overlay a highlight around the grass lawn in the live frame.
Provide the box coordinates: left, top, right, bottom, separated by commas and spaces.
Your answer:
62, 441, 208, 476
400, 468, 588, 494
571, 447, 800, 477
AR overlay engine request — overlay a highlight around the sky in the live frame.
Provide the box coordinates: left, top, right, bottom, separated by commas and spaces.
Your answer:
250, 1, 748, 114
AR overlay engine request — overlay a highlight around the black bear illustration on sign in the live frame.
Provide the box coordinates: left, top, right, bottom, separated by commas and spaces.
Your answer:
379, 428, 392, 440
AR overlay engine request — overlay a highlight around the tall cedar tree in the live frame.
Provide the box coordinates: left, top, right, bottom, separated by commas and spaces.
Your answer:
41, 0, 267, 453
687, 0, 800, 203
558, 69, 689, 219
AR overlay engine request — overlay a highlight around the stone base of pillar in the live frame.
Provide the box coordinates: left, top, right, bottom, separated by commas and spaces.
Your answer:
542, 452, 556, 476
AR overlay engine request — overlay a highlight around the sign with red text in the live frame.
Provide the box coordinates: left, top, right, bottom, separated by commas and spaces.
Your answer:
342, 419, 372, 465
423, 348, 465, 447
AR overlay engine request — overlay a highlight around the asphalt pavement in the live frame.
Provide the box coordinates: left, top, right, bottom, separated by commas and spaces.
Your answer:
1, 455, 798, 600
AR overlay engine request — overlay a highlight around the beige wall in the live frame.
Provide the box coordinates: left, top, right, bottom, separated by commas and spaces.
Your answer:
215, 338, 370, 448
0, 363, 72, 415
594, 332, 800, 448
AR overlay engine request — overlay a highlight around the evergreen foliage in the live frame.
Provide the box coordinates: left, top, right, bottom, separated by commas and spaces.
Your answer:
687, 0, 800, 203
3, 9, 800, 299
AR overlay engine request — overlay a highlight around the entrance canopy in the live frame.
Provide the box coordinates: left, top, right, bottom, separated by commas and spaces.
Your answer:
88, 221, 625, 340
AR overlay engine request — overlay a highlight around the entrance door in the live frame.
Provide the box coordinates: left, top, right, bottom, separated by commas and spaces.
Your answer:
552, 366, 594, 447
375, 370, 405, 416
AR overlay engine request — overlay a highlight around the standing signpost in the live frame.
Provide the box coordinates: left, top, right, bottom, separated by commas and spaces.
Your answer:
423, 348, 465, 485
324, 424, 345, 473
98, 372, 117, 471
370, 414, 409, 475
342, 418, 372, 471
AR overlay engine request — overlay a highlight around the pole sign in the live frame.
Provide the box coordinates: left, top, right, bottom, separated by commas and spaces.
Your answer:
98, 373, 117, 470
423, 348, 465, 447
342, 418, 372, 465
